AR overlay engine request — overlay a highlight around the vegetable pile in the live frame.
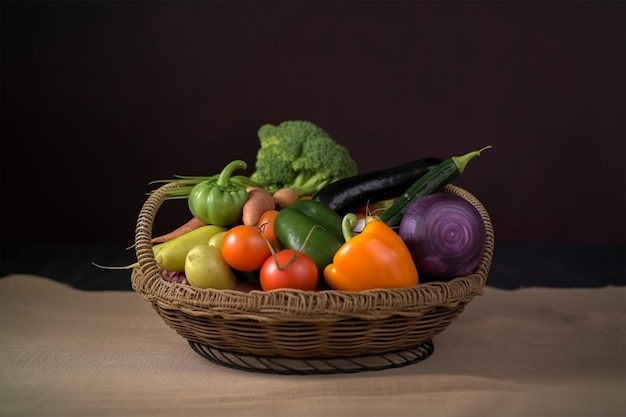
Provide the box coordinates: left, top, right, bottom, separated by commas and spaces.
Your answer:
116, 120, 492, 293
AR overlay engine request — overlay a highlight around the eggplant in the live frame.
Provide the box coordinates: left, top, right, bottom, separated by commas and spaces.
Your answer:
377, 146, 491, 227
312, 157, 443, 215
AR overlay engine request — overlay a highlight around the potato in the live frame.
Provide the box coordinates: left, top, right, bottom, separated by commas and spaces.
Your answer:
208, 231, 228, 249
184, 245, 237, 290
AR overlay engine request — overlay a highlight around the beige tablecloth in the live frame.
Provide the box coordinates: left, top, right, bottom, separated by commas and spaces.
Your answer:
1, 275, 624, 417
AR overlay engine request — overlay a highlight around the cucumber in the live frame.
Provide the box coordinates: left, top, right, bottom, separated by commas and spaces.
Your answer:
274, 200, 344, 272
312, 157, 443, 215
284, 200, 345, 240
376, 146, 492, 227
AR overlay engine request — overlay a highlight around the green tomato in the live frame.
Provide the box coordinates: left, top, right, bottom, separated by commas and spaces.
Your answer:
184, 245, 237, 289
207, 231, 228, 249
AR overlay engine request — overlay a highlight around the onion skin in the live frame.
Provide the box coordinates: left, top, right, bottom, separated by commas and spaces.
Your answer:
398, 193, 486, 280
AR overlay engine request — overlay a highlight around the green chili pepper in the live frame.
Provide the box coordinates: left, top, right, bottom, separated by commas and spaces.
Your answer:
187, 160, 248, 227
273, 200, 344, 272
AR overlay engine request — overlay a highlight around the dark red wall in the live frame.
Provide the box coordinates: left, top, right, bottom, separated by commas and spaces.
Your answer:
1, 1, 624, 245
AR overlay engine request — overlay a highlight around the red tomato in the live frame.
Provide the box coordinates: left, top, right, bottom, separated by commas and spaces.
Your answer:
256, 209, 279, 246
221, 225, 272, 271
260, 249, 318, 291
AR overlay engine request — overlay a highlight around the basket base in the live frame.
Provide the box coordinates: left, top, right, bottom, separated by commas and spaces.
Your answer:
188, 340, 435, 375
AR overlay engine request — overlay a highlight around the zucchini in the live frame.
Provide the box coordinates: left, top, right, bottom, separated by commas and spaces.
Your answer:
283, 199, 344, 240
312, 157, 443, 215
274, 200, 344, 272
377, 146, 492, 227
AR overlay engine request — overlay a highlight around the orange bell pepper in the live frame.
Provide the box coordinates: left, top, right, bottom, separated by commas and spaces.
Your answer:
323, 215, 419, 291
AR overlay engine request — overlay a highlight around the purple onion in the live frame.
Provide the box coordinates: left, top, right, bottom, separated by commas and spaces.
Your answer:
399, 193, 486, 280
161, 270, 189, 285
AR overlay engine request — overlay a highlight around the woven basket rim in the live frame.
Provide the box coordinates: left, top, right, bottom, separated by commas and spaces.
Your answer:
132, 182, 494, 321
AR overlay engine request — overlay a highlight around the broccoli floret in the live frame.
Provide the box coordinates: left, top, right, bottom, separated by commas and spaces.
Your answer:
250, 120, 358, 196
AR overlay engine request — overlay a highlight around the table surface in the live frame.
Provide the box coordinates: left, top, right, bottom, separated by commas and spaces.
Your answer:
1, 274, 624, 417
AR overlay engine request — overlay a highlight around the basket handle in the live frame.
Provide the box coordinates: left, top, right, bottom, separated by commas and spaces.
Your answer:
134, 183, 185, 287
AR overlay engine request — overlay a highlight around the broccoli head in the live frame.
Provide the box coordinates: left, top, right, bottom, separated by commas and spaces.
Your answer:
250, 120, 358, 196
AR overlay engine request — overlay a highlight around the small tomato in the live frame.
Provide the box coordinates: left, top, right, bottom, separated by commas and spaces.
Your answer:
221, 225, 272, 271
260, 249, 318, 291
256, 209, 279, 246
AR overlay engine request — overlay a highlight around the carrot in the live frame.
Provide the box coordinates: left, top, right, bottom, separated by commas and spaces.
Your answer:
273, 187, 299, 210
152, 216, 207, 244
242, 187, 276, 226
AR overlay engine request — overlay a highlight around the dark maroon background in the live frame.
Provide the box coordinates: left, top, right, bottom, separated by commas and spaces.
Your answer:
1, 1, 624, 247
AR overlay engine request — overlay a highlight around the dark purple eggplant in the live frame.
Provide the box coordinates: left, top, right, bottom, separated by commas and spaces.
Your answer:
312, 157, 443, 215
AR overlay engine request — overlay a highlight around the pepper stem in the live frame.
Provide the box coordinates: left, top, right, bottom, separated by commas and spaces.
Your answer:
341, 213, 358, 242
216, 160, 248, 188
451, 145, 492, 174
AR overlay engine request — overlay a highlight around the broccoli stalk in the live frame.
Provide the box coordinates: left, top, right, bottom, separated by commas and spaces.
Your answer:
250, 120, 358, 196
288, 171, 336, 197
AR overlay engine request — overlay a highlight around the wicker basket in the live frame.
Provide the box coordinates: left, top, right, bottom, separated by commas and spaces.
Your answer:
131, 183, 494, 373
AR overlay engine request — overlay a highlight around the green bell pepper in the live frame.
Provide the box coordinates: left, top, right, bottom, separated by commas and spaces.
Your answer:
188, 160, 248, 227
274, 199, 344, 272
